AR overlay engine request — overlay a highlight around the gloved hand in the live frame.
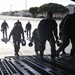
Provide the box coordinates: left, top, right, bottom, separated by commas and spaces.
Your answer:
56, 40, 61, 46
55, 36, 61, 46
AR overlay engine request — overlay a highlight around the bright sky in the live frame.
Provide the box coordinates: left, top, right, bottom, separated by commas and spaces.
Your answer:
0, 0, 75, 13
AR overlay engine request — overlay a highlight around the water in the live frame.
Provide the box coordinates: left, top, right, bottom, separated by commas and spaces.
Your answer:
0, 16, 72, 58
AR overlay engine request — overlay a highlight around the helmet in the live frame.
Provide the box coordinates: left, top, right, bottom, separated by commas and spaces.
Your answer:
28, 42, 33, 47
21, 40, 26, 46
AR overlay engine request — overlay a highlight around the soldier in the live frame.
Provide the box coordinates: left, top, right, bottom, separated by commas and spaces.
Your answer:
9, 20, 25, 56
57, 12, 75, 57
56, 15, 70, 57
28, 28, 39, 55
1, 20, 9, 39
38, 11, 59, 60
25, 21, 32, 39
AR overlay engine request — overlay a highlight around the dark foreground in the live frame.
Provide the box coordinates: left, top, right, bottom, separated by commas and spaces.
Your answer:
0, 54, 75, 75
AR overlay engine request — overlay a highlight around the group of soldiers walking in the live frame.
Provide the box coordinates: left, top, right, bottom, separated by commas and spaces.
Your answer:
1, 20, 32, 56
29, 11, 75, 61
1, 11, 75, 61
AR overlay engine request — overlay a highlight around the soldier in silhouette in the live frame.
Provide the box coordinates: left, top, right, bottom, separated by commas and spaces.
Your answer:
1, 20, 9, 39
25, 21, 32, 39
9, 20, 25, 56
28, 28, 39, 55
38, 11, 59, 60
56, 15, 70, 57
57, 11, 75, 57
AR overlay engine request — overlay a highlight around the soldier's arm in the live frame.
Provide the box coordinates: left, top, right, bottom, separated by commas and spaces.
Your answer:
21, 28, 25, 40
9, 30, 13, 40
1, 23, 3, 30
9, 27, 15, 40
7, 23, 9, 28
53, 20, 58, 41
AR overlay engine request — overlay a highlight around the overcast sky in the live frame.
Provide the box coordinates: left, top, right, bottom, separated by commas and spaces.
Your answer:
0, 0, 75, 13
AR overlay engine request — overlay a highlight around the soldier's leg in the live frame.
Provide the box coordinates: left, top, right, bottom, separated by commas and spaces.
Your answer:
14, 41, 17, 55
27, 30, 28, 38
56, 37, 69, 57
39, 39, 46, 60
3, 30, 4, 38
70, 38, 75, 57
48, 37, 56, 59
6, 30, 7, 39
60, 35, 68, 54
35, 42, 38, 54
29, 30, 31, 38
16, 40, 20, 56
